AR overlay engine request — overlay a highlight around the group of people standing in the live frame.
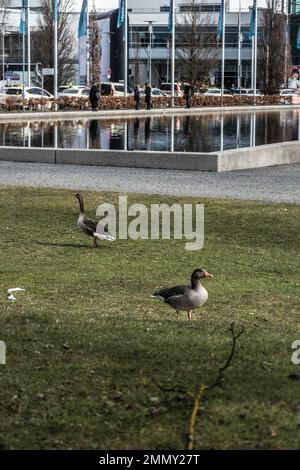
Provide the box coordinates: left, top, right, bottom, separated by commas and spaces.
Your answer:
89, 81, 193, 111
133, 83, 151, 111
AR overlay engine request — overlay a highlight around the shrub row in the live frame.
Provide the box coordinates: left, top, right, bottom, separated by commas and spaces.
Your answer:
0, 94, 293, 113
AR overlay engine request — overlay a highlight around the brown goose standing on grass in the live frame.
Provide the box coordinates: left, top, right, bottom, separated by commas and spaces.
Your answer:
75, 193, 115, 247
151, 268, 213, 322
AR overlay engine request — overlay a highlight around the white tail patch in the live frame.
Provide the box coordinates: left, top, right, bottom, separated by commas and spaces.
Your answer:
151, 294, 165, 301
94, 232, 115, 242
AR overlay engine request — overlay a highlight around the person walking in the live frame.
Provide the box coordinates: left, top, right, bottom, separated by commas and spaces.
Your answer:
134, 84, 141, 110
184, 83, 192, 109
89, 83, 100, 111
145, 82, 152, 110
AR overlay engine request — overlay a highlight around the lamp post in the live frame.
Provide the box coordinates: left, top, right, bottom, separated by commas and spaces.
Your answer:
27, 0, 31, 86
2, 29, 5, 87
237, 0, 242, 90
144, 20, 157, 86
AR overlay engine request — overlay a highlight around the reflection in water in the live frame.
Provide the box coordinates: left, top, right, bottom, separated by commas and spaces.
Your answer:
1, 109, 300, 153
184, 116, 190, 135
144, 117, 151, 148
89, 120, 99, 149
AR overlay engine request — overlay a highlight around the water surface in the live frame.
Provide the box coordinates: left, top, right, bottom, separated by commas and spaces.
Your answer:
1, 109, 299, 152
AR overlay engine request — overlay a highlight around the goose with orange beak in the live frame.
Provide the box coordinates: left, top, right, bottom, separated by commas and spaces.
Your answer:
151, 268, 213, 322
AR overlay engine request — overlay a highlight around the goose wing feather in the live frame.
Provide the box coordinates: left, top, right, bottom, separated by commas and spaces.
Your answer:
152, 284, 190, 301
80, 217, 97, 235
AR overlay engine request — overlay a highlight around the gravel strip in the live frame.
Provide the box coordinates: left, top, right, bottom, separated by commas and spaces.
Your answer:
0, 161, 299, 204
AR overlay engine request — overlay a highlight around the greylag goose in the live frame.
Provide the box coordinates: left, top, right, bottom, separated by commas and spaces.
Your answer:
152, 268, 213, 322
75, 193, 114, 247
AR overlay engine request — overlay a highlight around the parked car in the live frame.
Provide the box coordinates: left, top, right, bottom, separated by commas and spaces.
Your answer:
58, 87, 90, 98
241, 88, 262, 96
58, 85, 87, 93
160, 82, 183, 97
100, 82, 132, 96
5, 86, 54, 99
280, 89, 298, 96
139, 87, 168, 97
203, 88, 232, 96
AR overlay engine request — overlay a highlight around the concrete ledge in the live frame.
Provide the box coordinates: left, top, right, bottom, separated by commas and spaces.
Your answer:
0, 146, 55, 164
56, 149, 218, 171
0, 104, 300, 123
1, 140, 300, 172
217, 140, 300, 172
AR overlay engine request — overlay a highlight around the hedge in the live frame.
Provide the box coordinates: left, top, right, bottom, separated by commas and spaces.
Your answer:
0, 94, 293, 113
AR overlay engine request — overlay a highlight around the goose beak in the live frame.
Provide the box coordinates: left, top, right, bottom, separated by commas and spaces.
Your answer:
204, 271, 213, 278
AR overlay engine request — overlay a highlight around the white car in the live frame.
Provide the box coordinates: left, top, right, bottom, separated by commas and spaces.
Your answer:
139, 87, 168, 97
241, 88, 262, 96
100, 82, 128, 96
280, 89, 298, 96
203, 88, 232, 96
5, 86, 54, 99
58, 87, 90, 98
160, 82, 183, 97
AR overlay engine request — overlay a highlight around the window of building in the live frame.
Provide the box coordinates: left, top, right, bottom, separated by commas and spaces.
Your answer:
160, 5, 170, 12
201, 5, 221, 12
180, 5, 201, 12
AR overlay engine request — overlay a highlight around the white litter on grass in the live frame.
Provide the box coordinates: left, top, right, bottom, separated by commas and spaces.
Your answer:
7, 288, 26, 301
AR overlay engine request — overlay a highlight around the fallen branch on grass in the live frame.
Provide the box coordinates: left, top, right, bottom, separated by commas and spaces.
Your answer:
153, 322, 245, 450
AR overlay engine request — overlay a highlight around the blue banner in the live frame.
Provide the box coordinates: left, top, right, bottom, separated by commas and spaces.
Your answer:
168, 0, 173, 33
20, 0, 28, 34
249, 0, 256, 38
297, 23, 300, 49
117, 0, 126, 29
19, 16, 25, 34
217, 0, 224, 41
78, 0, 87, 38
54, 0, 58, 22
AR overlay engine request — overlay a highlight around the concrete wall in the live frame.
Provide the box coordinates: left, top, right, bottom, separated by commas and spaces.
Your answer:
217, 141, 300, 172
0, 141, 300, 172
0, 147, 55, 164
55, 149, 218, 171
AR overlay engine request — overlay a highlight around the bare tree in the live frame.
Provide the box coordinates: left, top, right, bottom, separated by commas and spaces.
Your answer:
176, 0, 219, 88
0, 0, 9, 80
89, 3, 101, 85
258, 0, 290, 94
133, 31, 141, 86
0, 0, 8, 27
32, 0, 77, 91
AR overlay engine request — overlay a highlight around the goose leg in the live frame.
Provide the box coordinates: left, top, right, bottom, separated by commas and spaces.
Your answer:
93, 238, 98, 248
176, 311, 179, 321
187, 310, 192, 322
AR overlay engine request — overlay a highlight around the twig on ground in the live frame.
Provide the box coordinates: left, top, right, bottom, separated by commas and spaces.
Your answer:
154, 322, 245, 450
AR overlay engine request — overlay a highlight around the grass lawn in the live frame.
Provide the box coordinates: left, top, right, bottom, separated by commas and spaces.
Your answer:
0, 186, 299, 450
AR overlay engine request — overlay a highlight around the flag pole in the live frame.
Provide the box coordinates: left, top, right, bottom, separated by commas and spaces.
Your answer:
27, 0, 31, 86
237, 0, 242, 90
54, 0, 58, 100
22, 10, 25, 98
124, 0, 128, 97
253, 0, 257, 96
221, 0, 226, 101
171, 0, 175, 107
87, 0, 90, 86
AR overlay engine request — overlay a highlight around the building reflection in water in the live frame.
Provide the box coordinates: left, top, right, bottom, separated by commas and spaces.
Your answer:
0, 110, 300, 152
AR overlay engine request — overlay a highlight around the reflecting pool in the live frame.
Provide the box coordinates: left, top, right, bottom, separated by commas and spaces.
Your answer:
1, 109, 300, 152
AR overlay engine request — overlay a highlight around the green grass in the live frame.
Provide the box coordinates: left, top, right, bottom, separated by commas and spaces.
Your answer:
0, 187, 299, 450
